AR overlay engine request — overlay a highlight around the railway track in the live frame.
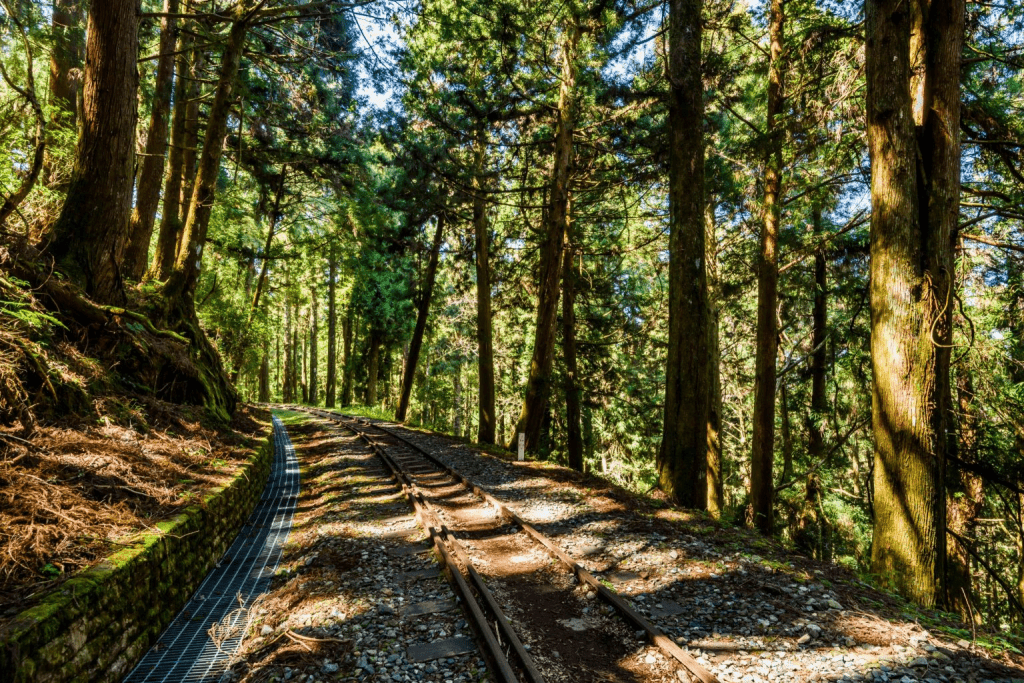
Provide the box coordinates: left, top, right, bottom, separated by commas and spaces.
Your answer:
280, 405, 719, 683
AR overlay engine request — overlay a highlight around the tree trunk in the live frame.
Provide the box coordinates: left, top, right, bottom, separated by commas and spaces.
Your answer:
326, 242, 338, 407
946, 369, 983, 623
749, 0, 785, 533
166, 14, 249, 300
562, 231, 583, 472
258, 350, 270, 403
657, 0, 708, 508
397, 215, 445, 421
47, 0, 138, 305
780, 382, 794, 482
472, 136, 497, 444
367, 332, 381, 406
453, 367, 462, 436
301, 326, 308, 404
808, 204, 828, 460
706, 203, 724, 517
341, 302, 354, 406
149, 28, 192, 280
867, 0, 963, 608
310, 288, 318, 405
44, 0, 84, 188
282, 304, 291, 402
124, 0, 179, 282
512, 27, 578, 452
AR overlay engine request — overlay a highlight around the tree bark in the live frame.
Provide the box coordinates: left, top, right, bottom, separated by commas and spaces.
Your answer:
867, 0, 963, 608
310, 288, 318, 405
47, 0, 138, 305
166, 13, 249, 300
946, 369, 983, 623
283, 297, 293, 402
341, 302, 354, 406
326, 241, 338, 407
808, 204, 828, 460
657, 0, 708, 508
149, 27, 193, 280
397, 215, 445, 421
473, 133, 497, 444
706, 203, 724, 517
750, 0, 785, 533
44, 0, 84, 188
124, 0, 179, 282
258, 350, 270, 403
512, 27, 578, 452
562, 231, 583, 472
367, 332, 381, 406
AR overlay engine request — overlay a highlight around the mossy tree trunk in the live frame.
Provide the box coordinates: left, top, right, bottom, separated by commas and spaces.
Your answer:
867, 0, 963, 608
48, 0, 138, 305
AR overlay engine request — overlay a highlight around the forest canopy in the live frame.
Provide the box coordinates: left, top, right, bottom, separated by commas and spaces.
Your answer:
1, 0, 1024, 633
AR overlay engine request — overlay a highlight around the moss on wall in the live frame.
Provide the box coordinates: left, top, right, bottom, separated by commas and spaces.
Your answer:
0, 430, 275, 682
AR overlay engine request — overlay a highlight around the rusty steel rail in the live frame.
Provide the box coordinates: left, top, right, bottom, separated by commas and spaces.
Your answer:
306, 408, 544, 683
329, 410, 720, 683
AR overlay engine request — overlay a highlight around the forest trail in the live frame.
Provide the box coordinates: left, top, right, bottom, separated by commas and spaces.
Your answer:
208, 410, 1024, 683
124, 415, 299, 682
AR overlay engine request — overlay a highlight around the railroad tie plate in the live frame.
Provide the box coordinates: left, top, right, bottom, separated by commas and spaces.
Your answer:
401, 598, 456, 616
406, 636, 477, 662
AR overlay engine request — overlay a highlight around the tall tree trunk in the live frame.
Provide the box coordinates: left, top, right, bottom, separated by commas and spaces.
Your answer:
283, 299, 293, 402
453, 367, 462, 436
867, 0, 963, 608
258, 350, 270, 403
166, 14, 249, 301
780, 382, 794, 482
706, 202, 724, 517
326, 242, 338, 407
749, 0, 785, 533
310, 288, 318, 405
341, 303, 354, 406
44, 0, 84, 188
367, 332, 381, 406
808, 204, 828, 460
150, 28, 192, 280
124, 0, 179, 282
301, 326, 308, 404
658, 0, 708, 508
512, 27, 578, 452
47, 0, 138, 305
946, 369, 984, 623
397, 215, 446, 421
473, 134, 497, 444
562, 230, 583, 472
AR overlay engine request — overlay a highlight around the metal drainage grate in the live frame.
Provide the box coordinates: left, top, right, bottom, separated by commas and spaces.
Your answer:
123, 415, 300, 683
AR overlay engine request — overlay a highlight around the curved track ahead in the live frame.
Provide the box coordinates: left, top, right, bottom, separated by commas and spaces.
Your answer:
123, 415, 299, 683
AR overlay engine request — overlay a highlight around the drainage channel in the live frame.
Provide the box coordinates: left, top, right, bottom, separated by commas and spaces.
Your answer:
123, 414, 300, 683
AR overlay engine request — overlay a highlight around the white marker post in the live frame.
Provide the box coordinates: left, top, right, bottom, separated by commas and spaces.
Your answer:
517, 433, 525, 462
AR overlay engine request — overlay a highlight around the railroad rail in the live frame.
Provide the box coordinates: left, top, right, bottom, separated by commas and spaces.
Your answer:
283, 405, 719, 683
